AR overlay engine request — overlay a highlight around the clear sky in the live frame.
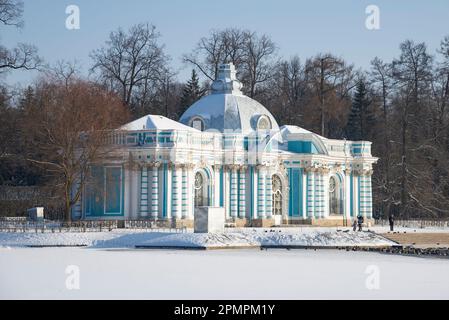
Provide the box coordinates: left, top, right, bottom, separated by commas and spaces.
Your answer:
1, 0, 449, 86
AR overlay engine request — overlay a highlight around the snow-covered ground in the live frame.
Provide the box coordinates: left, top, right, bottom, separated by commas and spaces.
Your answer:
1, 247, 448, 299
0, 228, 395, 248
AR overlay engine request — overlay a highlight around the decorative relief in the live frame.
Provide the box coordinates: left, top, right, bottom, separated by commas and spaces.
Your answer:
334, 163, 343, 174
352, 168, 373, 176
304, 162, 330, 174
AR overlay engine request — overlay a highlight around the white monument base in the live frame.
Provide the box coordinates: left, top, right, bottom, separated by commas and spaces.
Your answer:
27, 207, 44, 221
194, 207, 225, 233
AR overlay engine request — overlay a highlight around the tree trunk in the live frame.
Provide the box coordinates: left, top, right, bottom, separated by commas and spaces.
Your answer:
400, 103, 408, 218
320, 59, 325, 136
65, 181, 72, 223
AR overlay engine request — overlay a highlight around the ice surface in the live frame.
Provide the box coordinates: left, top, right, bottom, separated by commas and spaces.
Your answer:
1, 248, 448, 299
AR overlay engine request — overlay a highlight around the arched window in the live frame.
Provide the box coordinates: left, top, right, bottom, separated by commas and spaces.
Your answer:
329, 176, 342, 215
194, 171, 208, 207
191, 117, 205, 131
272, 175, 283, 216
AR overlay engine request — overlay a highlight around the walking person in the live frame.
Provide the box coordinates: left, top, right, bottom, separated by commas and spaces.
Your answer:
357, 215, 364, 232
352, 219, 357, 231
389, 214, 394, 232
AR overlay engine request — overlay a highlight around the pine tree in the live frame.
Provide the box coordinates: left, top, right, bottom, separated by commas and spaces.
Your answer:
345, 80, 374, 140
180, 69, 202, 116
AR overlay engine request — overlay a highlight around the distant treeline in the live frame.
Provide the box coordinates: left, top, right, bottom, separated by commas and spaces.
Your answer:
1, 0, 449, 219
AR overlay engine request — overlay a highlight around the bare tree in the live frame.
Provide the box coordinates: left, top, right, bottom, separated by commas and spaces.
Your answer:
22, 79, 129, 221
241, 32, 277, 98
0, 86, 13, 160
369, 57, 393, 212
0, 0, 23, 27
433, 36, 449, 134
42, 60, 81, 88
184, 28, 277, 97
90, 23, 168, 107
0, 0, 42, 75
305, 53, 355, 137
183, 28, 247, 81
264, 56, 306, 125
391, 40, 435, 217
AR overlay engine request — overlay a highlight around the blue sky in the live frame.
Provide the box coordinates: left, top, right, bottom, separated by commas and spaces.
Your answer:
1, 0, 449, 86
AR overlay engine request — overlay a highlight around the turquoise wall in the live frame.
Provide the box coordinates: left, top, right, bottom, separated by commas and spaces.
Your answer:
288, 168, 303, 217
288, 141, 319, 154
84, 165, 123, 217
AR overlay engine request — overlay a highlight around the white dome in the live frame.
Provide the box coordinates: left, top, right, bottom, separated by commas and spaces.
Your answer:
179, 63, 279, 134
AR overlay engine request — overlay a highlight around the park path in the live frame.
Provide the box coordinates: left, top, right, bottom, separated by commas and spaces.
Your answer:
382, 232, 449, 248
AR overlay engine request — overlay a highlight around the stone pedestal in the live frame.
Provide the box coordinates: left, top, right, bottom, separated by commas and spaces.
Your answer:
27, 207, 44, 221
194, 207, 225, 233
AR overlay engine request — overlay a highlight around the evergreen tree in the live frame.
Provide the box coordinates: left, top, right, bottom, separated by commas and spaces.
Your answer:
345, 80, 374, 140
180, 69, 202, 116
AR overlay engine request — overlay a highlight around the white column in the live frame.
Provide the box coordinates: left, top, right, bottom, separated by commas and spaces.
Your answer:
151, 163, 159, 219
181, 165, 188, 219
171, 164, 181, 219
214, 165, 221, 207
307, 169, 315, 219
140, 166, 149, 217
367, 174, 373, 219
359, 172, 373, 219
344, 170, 351, 220
238, 166, 246, 219
323, 171, 330, 218
301, 169, 307, 219
123, 164, 131, 219
265, 171, 273, 218
224, 166, 231, 218
257, 166, 266, 219
251, 166, 258, 220
128, 165, 139, 219
316, 173, 324, 219
230, 166, 238, 218
353, 174, 359, 218
187, 165, 195, 219
165, 163, 172, 219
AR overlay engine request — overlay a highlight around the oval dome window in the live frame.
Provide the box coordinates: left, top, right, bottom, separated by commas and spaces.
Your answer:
191, 117, 205, 131
257, 115, 272, 130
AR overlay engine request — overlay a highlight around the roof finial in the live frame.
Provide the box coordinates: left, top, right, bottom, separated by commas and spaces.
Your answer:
211, 63, 243, 95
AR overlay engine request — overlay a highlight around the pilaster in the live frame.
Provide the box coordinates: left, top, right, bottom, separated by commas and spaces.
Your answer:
238, 166, 247, 219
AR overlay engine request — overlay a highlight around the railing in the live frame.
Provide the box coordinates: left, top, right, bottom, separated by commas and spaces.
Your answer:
0, 219, 118, 233
375, 219, 449, 228
0, 218, 187, 233
124, 220, 187, 233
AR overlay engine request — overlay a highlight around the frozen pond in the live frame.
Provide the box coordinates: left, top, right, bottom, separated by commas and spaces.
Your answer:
1, 247, 449, 299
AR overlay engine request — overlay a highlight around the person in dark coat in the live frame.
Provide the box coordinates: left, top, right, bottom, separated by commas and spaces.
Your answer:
357, 215, 364, 232
352, 219, 357, 231
389, 214, 394, 232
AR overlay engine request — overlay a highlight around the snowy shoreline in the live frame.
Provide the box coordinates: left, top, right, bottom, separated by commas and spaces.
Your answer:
0, 228, 396, 249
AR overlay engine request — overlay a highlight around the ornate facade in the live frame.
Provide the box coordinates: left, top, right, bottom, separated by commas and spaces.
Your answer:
73, 63, 378, 227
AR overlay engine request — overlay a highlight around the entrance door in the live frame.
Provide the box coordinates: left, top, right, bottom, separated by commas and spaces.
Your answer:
194, 171, 208, 207
85, 166, 123, 217
272, 175, 283, 217
329, 176, 342, 215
